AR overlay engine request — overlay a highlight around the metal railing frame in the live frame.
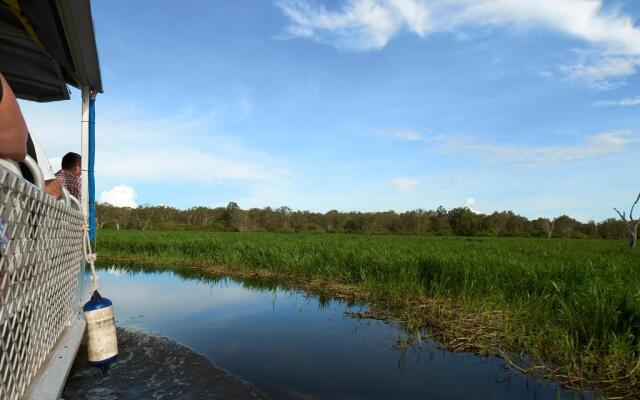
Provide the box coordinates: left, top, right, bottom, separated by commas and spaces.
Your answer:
0, 157, 85, 400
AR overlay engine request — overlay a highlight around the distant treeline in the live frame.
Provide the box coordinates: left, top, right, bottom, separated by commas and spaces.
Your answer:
96, 202, 628, 239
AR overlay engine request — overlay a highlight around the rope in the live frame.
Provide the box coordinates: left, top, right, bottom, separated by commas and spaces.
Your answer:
83, 221, 99, 292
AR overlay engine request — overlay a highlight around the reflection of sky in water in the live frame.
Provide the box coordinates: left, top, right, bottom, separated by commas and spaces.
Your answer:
100, 267, 589, 400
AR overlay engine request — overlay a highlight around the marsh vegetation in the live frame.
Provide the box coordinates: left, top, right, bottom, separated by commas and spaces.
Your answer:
97, 229, 640, 397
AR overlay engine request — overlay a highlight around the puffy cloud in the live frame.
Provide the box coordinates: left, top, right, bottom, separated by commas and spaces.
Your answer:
100, 184, 138, 208
278, 0, 431, 50
389, 177, 420, 191
464, 197, 480, 213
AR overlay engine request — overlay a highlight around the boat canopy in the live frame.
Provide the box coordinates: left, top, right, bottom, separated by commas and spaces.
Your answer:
0, 0, 102, 102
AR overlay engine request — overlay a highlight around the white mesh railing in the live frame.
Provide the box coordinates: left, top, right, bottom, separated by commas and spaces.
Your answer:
0, 163, 85, 400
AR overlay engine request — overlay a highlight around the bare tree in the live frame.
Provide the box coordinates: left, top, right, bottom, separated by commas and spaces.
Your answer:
614, 192, 640, 249
135, 215, 151, 230
544, 218, 555, 239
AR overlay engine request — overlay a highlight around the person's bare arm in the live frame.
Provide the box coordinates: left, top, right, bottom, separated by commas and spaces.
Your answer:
0, 73, 28, 161
45, 179, 63, 200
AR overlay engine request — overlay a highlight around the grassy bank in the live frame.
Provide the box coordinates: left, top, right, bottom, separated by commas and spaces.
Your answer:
96, 229, 640, 397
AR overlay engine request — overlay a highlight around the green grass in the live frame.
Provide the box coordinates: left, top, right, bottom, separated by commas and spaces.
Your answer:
96, 229, 640, 396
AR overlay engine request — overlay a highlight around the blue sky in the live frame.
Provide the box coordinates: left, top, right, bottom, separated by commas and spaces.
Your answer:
19, 0, 640, 221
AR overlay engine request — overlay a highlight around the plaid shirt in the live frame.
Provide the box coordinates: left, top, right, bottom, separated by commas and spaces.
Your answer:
55, 170, 81, 200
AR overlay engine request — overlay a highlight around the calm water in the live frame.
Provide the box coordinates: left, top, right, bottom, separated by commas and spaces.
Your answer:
95, 265, 590, 400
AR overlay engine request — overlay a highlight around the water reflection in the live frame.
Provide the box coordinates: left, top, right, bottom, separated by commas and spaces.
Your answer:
95, 264, 590, 400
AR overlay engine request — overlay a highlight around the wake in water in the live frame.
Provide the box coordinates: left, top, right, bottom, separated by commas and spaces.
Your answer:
62, 328, 265, 400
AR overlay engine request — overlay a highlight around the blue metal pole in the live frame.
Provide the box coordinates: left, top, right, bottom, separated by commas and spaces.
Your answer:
88, 96, 96, 240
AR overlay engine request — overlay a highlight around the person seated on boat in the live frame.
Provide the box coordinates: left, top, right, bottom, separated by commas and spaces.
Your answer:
19, 133, 64, 199
0, 72, 62, 198
0, 72, 28, 161
55, 152, 81, 200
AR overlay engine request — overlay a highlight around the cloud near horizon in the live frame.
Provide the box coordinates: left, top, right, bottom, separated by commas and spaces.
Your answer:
20, 97, 292, 195
100, 184, 138, 208
464, 197, 480, 213
278, 0, 640, 87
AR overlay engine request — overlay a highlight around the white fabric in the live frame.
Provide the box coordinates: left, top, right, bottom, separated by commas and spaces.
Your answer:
29, 135, 56, 180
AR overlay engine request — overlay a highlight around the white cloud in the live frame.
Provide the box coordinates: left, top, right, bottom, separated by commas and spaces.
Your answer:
393, 129, 424, 141
436, 131, 639, 166
278, 0, 431, 51
449, 1, 640, 54
20, 95, 291, 190
278, 0, 640, 85
98, 148, 285, 183
89, 104, 290, 184
464, 197, 480, 213
594, 96, 640, 107
560, 54, 639, 89
100, 184, 138, 208
106, 267, 124, 277
389, 177, 420, 191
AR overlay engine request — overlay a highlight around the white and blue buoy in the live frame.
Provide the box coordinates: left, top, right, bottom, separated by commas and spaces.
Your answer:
83, 290, 118, 371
